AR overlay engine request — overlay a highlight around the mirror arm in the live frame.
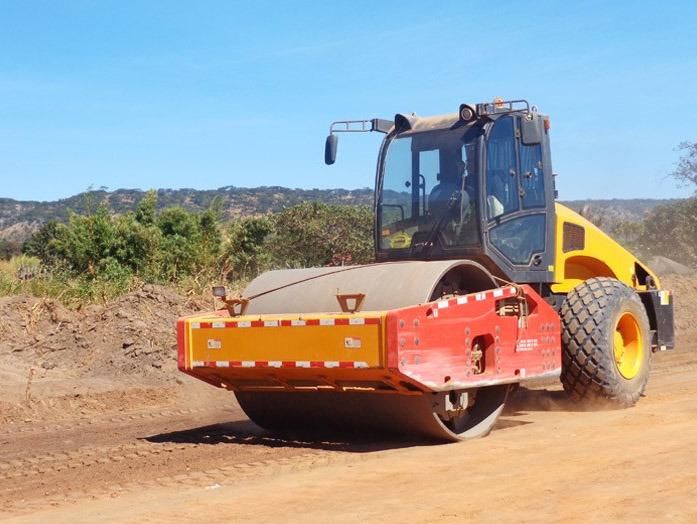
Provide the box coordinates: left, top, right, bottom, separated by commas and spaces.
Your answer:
325, 118, 394, 166
329, 118, 394, 135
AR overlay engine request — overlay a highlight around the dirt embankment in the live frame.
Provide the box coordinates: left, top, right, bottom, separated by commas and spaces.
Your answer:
0, 285, 211, 424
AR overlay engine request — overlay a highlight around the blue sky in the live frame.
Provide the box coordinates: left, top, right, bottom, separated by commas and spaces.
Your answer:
1, 0, 696, 202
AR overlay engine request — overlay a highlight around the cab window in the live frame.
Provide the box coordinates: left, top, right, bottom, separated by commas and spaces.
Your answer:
489, 214, 546, 265
380, 137, 413, 226
486, 116, 518, 219
378, 127, 482, 251
419, 149, 440, 202
520, 143, 545, 209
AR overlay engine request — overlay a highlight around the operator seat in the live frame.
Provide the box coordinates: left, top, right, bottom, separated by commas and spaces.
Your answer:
487, 169, 507, 218
428, 173, 460, 217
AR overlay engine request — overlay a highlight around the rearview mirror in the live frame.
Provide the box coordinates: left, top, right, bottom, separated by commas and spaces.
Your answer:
325, 134, 338, 165
521, 114, 543, 145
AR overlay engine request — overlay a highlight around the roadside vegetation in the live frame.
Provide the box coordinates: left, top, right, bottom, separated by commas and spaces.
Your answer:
0, 191, 373, 306
599, 141, 697, 267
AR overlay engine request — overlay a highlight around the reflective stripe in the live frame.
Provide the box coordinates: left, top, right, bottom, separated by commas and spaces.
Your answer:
190, 360, 372, 369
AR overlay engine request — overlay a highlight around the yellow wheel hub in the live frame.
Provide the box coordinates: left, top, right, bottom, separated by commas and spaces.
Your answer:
613, 312, 644, 380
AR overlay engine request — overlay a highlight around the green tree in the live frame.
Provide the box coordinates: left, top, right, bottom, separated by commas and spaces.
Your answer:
21, 196, 225, 284
135, 190, 158, 226
157, 207, 207, 279
0, 239, 20, 260
224, 216, 274, 280
112, 213, 161, 275
268, 202, 373, 268
19, 196, 376, 290
609, 219, 645, 257
52, 205, 119, 275
638, 198, 697, 266
23, 221, 62, 264
199, 207, 223, 269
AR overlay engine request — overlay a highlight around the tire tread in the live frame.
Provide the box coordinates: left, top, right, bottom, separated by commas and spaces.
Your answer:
560, 277, 651, 407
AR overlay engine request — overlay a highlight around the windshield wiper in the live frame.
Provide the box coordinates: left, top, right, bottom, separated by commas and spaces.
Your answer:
411, 190, 461, 255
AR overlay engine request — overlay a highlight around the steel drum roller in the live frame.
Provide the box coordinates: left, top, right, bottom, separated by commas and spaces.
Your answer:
235, 260, 509, 442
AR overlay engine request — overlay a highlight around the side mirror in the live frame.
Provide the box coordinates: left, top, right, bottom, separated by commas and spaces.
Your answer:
521, 114, 543, 145
325, 134, 338, 165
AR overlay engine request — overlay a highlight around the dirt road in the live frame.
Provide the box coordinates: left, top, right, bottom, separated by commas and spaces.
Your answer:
1, 350, 696, 523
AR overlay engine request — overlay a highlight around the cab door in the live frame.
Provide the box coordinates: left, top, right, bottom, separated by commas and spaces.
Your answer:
482, 114, 555, 283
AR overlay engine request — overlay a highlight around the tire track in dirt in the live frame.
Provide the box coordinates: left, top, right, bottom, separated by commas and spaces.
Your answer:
0, 406, 211, 438
0, 436, 373, 517
0, 441, 189, 481
0, 410, 399, 518
0, 428, 349, 481
1, 452, 335, 516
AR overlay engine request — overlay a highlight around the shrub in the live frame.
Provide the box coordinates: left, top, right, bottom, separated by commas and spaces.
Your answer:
638, 198, 697, 266
267, 202, 373, 268
18, 196, 376, 303
223, 216, 274, 280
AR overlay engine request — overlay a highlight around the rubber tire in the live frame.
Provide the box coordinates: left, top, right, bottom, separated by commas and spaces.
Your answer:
560, 277, 652, 407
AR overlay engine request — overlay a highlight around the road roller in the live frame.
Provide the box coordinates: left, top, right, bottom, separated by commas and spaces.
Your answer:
177, 99, 675, 442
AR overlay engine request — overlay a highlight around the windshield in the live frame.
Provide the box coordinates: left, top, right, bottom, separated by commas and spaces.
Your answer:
378, 126, 482, 252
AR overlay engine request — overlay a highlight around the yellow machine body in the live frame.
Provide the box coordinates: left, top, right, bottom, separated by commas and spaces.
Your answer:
551, 203, 660, 294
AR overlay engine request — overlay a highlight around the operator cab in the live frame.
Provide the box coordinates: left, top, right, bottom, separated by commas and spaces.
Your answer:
326, 99, 556, 284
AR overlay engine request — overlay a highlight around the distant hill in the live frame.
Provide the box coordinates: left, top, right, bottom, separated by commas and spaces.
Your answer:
559, 198, 680, 229
0, 187, 374, 242
561, 198, 678, 217
0, 187, 678, 243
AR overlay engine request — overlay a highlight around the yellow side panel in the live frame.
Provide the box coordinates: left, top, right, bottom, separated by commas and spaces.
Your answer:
552, 203, 660, 294
185, 312, 386, 368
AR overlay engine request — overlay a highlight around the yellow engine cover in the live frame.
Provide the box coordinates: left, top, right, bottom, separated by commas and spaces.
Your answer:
551, 203, 660, 293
